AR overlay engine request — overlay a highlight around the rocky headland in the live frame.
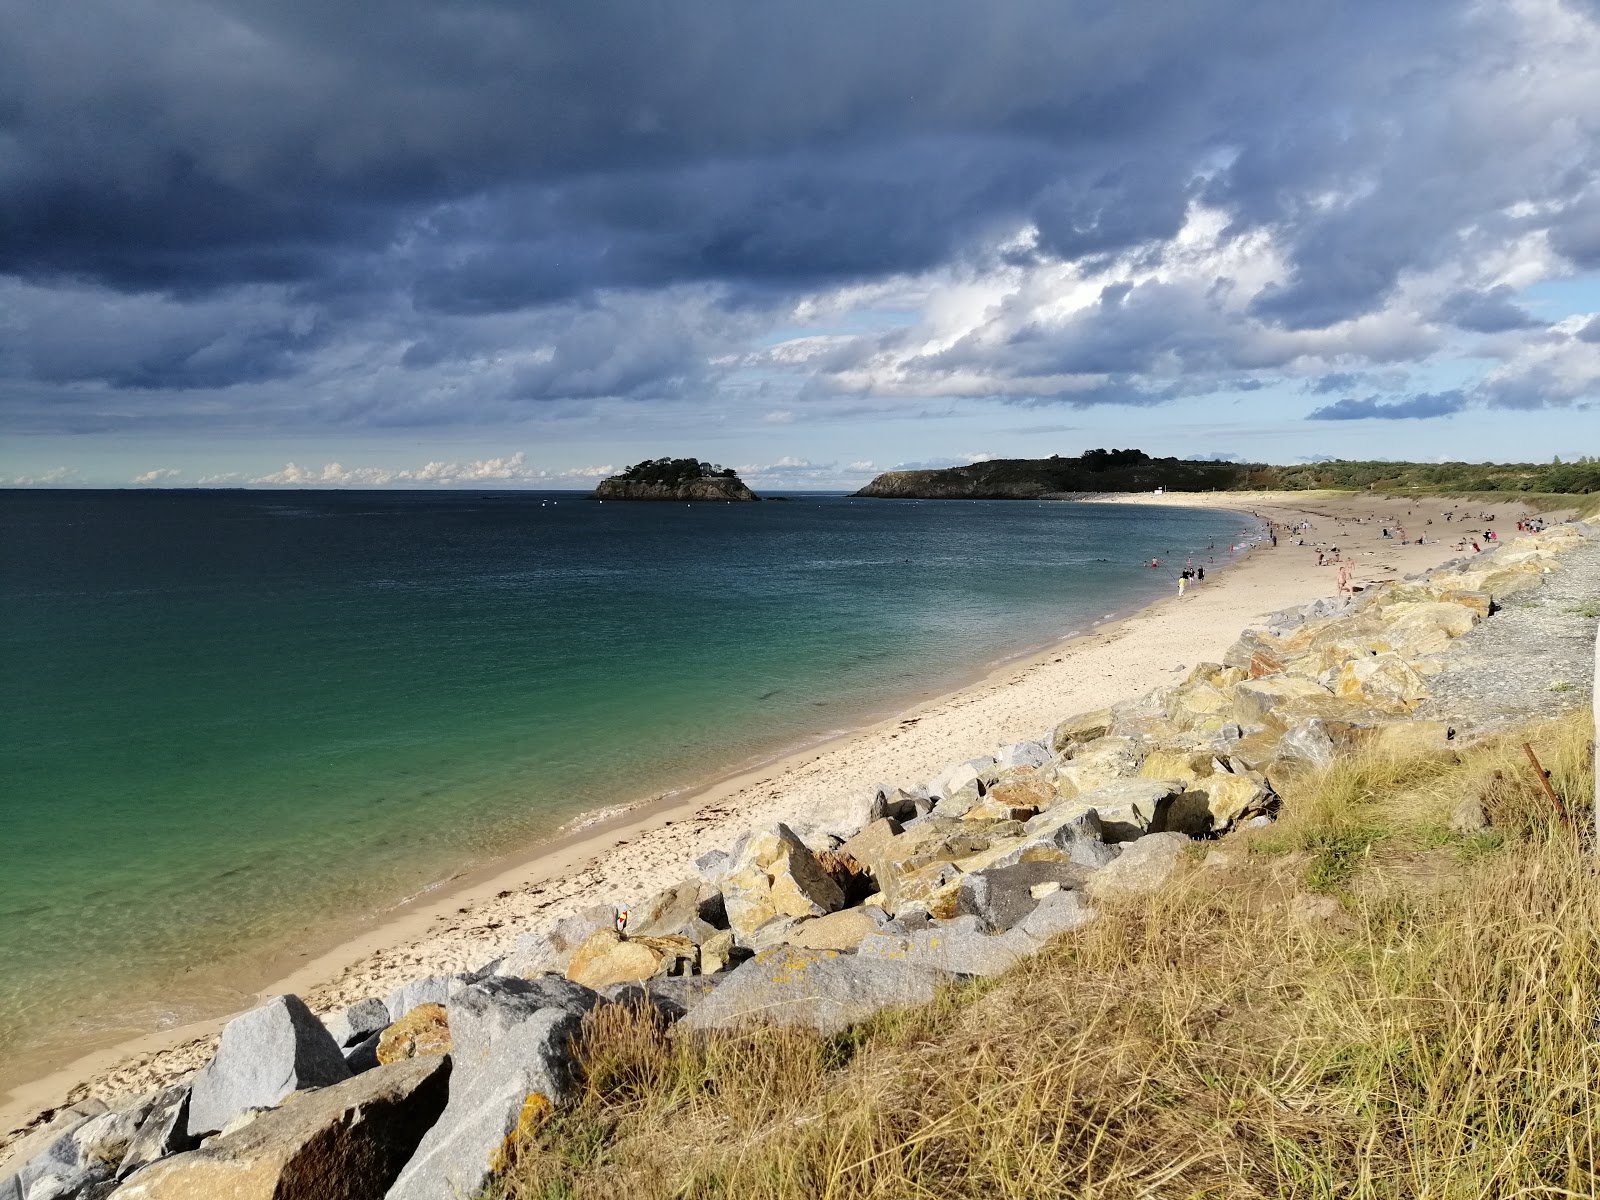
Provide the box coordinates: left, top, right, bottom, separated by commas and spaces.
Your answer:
5, 511, 1592, 1200
853, 450, 1243, 499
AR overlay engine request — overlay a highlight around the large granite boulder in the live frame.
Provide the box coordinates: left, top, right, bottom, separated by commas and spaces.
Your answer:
1330, 655, 1428, 712
1, 1099, 137, 1200
1085, 833, 1190, 900
383, 974, 472, 1023
116, 1087, 195, 1181
1049, 709, 1112, 753
970, 767, 1055, 820
497, 905, 617, 979
111, 1057, 449, 1200
186, 995, 352, 1139
720, 824, 845, 945
1232, 676, 1339, 727
1053, 737, 1144, 799
857, 915, 1034, 977
383, 977, 597, 1200
1164, 773, 1272, 835
956, 860, 1094, 933
1276, 719, 1337, 773
680, 945, 951, 1035
376, 1003, 452, 1064
1027, 779, 1184, 844
600, 976, 724, 1021
783, 905, 895, 951
995, 741, 1051, 770
625, 879, 716, 939
867, 818, 1017, 915
839, 817, 902, 868
565, 929, 697, 988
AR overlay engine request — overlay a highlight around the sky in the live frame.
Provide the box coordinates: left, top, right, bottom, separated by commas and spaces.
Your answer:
2, 0, 1599, 490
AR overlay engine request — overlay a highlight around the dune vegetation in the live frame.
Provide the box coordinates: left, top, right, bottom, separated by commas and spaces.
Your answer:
491, 709, 1597, 1199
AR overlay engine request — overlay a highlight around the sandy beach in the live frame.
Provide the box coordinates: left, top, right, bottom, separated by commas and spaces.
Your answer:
0, 489, 1555, 1149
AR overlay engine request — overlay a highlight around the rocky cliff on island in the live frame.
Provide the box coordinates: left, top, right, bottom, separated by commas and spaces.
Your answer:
594, 458, 759, 501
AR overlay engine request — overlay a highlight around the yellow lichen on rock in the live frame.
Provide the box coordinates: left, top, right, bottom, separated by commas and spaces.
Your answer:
376, 1003, 451, 1065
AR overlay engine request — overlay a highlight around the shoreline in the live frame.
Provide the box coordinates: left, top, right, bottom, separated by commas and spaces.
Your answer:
0, 489, 1548, 1148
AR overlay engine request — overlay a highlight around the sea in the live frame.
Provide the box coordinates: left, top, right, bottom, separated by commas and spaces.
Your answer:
0, 489, 1258, 1087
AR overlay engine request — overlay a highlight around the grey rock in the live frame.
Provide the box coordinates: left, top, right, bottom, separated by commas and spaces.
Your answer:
496, 931, 568, 979
864, 782, 921, 826
1019, 805, 1104, 848
1, 1105, 114, 1200
600, 975, 724, 1021
625, 878, 703, 938
1025, 779, 1182, 844
66, 1108, 144, 1173
680, 945, 951, 1035
957, 860, 1095, 932
935, 778, 982, 817
383, 974, 471, 1023
1014, 889, 1098, 941
995, 741, 1052, 770
1279, 719, 1337, 773
116, 1057, 450, 1200
345, 1031, 383, 1074
186, 995, 351, 1139
1086, 832, 1191, 900
383, 981, 588, 1200
929, 757, 993, 801
858, 916, 1035, 977
22, 1164, 111, 1200
693, 848, 732, 881
116, 1086, 195, 1180
326, 997, 392, 1048
474, 973, 601, 1019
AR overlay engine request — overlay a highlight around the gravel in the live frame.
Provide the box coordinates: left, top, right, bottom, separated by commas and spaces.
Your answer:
1418, 522, 1599, 735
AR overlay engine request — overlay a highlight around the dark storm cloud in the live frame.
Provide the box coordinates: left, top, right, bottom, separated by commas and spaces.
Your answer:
0, 0, 1457, 296
1307, 391, 1468, 420
1, 0, 1597, 429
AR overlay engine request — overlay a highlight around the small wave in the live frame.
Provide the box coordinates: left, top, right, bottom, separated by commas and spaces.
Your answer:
556, 798, 653, 838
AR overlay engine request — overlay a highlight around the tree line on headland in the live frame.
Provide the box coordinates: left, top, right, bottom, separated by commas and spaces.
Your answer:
853, 450, 1600, 499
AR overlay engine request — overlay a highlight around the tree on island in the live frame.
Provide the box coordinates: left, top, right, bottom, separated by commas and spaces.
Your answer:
615, 457, 739, 486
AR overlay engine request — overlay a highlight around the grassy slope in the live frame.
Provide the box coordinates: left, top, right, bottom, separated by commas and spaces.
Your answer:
491, 711, 1598, 1199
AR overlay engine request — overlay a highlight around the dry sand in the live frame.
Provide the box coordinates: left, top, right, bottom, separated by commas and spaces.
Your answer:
0, 489, 1547, 1150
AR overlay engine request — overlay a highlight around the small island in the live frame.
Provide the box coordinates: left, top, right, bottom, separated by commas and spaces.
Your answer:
594, 457, 761, 501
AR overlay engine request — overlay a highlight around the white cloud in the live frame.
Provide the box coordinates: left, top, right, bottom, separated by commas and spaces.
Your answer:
0, 466, 77, 486
248, 452, 627, 487
131, 467, 181, 484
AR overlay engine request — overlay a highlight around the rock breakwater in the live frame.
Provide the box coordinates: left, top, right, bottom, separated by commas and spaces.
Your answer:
4, 519, 1591, 1200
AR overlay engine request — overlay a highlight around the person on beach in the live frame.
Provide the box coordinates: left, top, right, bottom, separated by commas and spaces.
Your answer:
1337, 564, 1351, 596
1177, 574, 1187, 597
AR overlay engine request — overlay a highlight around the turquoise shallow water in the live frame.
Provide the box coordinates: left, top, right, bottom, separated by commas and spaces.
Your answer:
0, 490, 1255, 1080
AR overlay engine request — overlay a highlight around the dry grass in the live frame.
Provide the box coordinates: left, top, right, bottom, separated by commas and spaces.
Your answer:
490, 711, 1598, 1199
